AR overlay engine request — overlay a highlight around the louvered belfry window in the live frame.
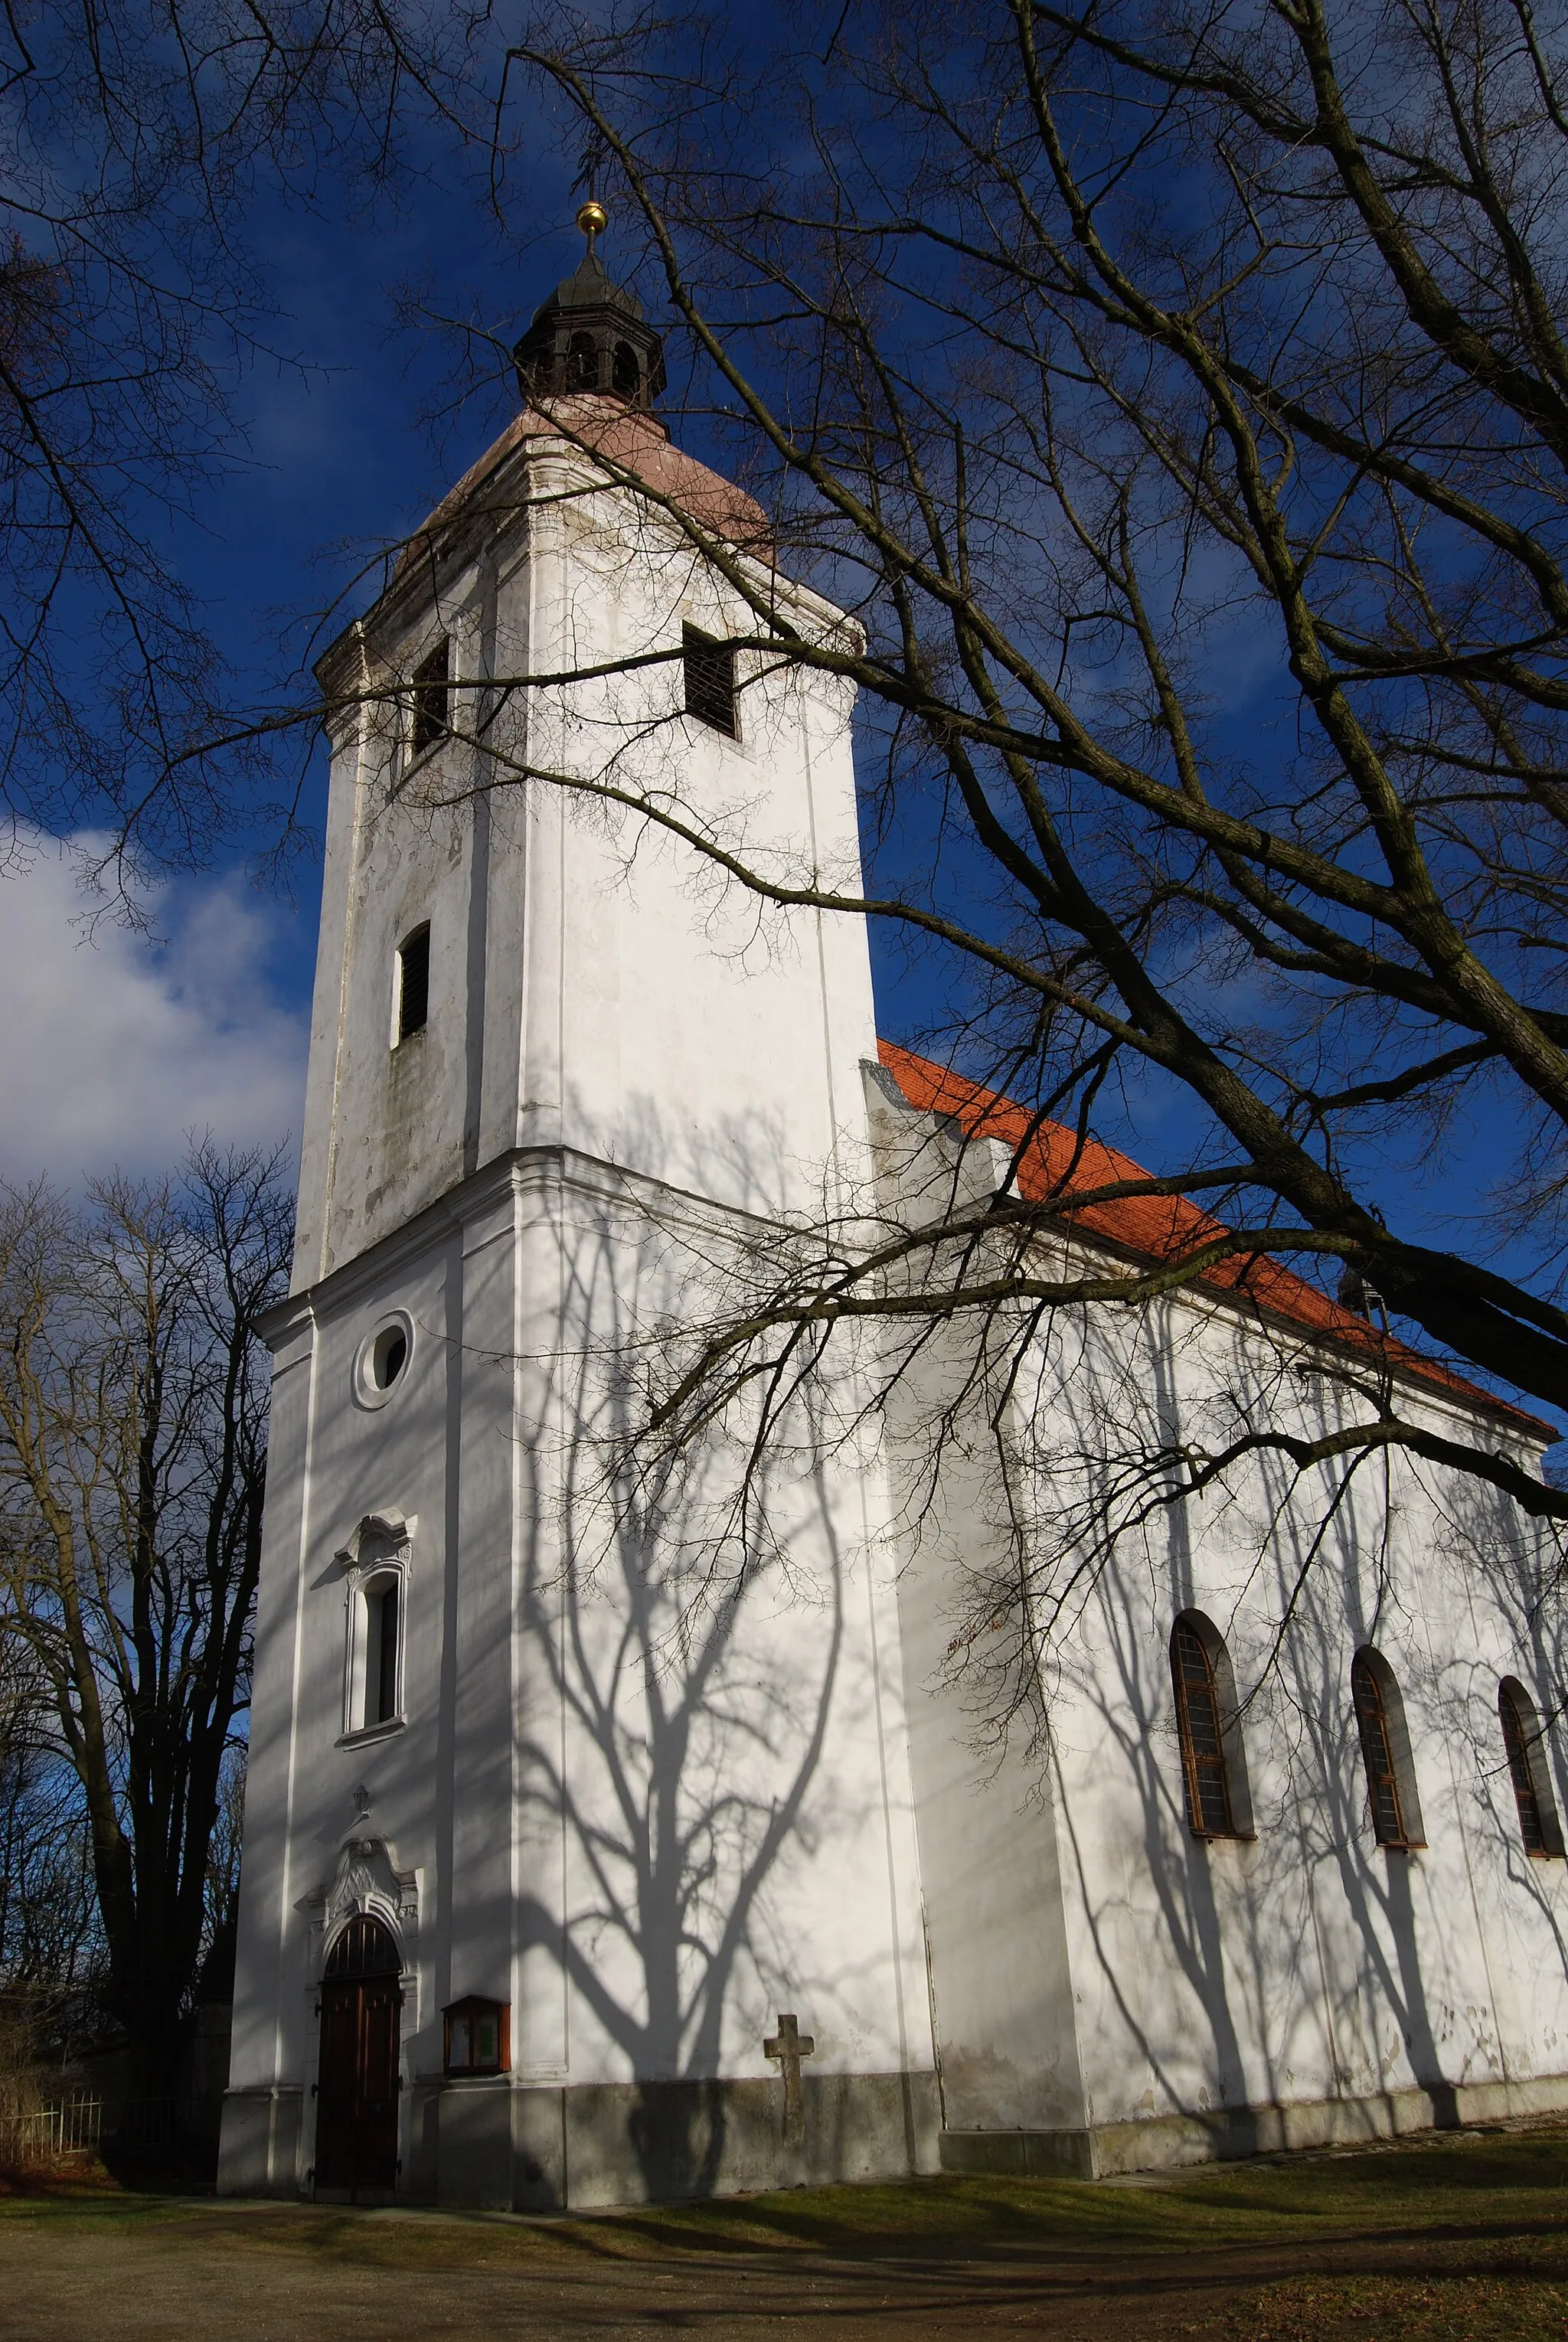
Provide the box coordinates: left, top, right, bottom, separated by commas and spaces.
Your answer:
410, 636, 450, 758
397, 926, 430, 1043
1172, 1622, 1234, 1837
1501, 1681, 1548, 1854
682, 624, 738, 737
1352, 1651, 1409, 1847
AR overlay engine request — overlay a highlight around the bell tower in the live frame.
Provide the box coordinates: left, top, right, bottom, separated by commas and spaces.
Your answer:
219, 219, 936, 2210
512, 198, 668, 408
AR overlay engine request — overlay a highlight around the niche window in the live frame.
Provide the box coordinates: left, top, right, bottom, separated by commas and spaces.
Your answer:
1170, 1613, 1252, 1840
443, 1996, 509, 2076
1351, 1647, 1425, 1850
1499, 1678, 1564, 1857
682, 624, 738, 737
397, 925, 430, 1043
612, 339, 641, 400
345, 1567, 403, 1736
567, 332, 597, 390
409, 637, 450, 759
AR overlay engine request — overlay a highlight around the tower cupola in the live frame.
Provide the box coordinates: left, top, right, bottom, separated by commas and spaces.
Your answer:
512, 202, 668, 411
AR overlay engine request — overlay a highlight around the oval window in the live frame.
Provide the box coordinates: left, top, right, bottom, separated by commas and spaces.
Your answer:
354, 1313, 415, 1409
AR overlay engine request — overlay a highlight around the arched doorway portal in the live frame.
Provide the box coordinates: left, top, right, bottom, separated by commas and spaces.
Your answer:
315, 1913, 402, 2199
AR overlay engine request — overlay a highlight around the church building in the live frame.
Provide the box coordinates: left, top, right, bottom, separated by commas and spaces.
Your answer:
218, 221, 1568, 2210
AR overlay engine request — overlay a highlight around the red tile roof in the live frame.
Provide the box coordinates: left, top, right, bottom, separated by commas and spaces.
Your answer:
877, 1040, 1547, 1436
394, 396, 773, 582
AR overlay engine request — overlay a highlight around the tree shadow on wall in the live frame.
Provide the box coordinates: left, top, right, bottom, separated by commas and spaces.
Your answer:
1040, 1312, 1494, 2144
508, 1159, 864, 2206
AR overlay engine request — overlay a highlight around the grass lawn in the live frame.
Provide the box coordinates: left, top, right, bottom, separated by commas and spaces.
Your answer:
3, 2122, 1568, 2336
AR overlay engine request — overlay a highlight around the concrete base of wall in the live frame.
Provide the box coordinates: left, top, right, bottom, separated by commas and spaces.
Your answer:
220, 2069, 942, 2210
939, 2070, 1568, 2181
216, 2087, 303, 2196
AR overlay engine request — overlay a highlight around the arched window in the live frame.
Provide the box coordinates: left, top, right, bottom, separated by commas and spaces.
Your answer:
366, 1576, 400, 1726
566, 331, 597, 390
343, 1541, 407, 1736
1170, 1613, 1251, 1839
1351, 1647, 1425, 1850
612, 339, 641, 399
1499, 1678, 1564, 1857
325, 1912, 401, 1978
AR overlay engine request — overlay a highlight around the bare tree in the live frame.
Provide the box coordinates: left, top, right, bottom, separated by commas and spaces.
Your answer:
0, 1627, 100, 2044
0, 1148, 291, 2098
351, 1, 1568, 1559
0, 0, 492, 888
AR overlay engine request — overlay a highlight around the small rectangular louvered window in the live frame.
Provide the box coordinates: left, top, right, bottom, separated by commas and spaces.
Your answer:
682, 624, 737, 737
397, 925, 430, 1042
410, 636, 450, 758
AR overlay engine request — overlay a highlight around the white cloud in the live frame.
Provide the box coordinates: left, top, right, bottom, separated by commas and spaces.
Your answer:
0, 835, 309, 1184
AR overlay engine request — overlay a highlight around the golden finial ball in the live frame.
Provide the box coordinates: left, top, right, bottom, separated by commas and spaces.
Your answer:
576, 198, 608, 240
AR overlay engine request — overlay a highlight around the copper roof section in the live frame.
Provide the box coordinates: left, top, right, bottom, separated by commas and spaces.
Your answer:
394, 396, 773, 584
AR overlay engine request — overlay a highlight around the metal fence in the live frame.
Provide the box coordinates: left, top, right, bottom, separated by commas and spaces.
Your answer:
117, 2095, 176, 2149
0, 2095, 102, 2162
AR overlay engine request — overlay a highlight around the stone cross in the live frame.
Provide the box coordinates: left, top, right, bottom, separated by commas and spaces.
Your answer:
763, 2011, 815, 2147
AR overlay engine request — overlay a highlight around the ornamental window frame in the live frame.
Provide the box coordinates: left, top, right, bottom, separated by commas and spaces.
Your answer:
336, 1513, 415, 1745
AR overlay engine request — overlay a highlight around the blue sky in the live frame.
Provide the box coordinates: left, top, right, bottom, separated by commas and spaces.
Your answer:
0, 101, 1537, 1411
0, 153, 585, 1181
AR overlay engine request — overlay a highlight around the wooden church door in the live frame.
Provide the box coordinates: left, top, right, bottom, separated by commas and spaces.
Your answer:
315, 1914, 402, 2199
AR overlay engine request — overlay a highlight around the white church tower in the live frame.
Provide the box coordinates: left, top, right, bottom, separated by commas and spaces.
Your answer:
218, 215, 938, 2207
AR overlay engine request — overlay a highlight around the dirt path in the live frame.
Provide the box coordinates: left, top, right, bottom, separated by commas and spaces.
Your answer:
0, 2214, 1563, 2340
4, 2134, 1568, 2341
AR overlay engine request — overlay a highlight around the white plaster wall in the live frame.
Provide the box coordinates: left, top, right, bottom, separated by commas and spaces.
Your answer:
508, 1165, 930, 2094
1032, 1299, 1568, 2135
295, 433, 877, 1298
922, 1268, 1568, 2136
871, 1086, 1568, 2148
229, 1157, 933, 2164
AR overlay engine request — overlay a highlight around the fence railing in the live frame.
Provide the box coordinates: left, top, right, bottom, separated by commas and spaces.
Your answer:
0, 2095, 102, 2161
117, 2095, 176, 2148
0, 2090, 189, 2166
